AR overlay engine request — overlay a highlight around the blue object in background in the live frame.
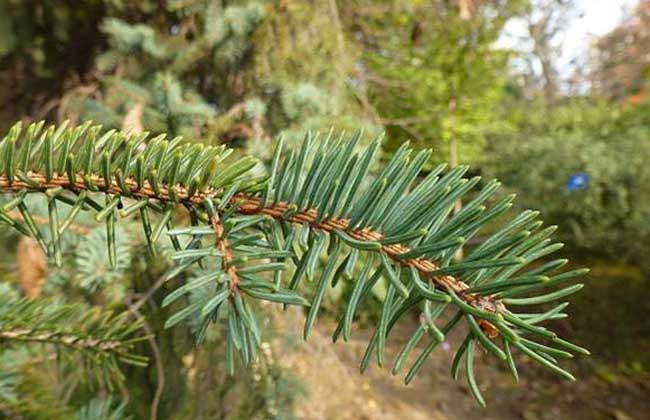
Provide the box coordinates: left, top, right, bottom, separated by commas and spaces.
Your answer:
567, 172, 590, 191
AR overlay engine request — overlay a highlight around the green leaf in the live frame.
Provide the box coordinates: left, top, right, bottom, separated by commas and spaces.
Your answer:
335, 229, 382, 250
242, 287, 310, 307
380, 253, 409, 298
503, 284, 584, 305
304, 239, 342, 339
164, 299, 205, 329
465, 340, 486, 407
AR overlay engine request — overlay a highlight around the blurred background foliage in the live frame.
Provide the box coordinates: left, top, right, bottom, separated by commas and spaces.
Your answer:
0, 0, 649, 418
485, 98, 650, 264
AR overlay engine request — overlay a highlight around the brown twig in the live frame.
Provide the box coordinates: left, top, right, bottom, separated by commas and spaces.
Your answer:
210, 213, 239, 292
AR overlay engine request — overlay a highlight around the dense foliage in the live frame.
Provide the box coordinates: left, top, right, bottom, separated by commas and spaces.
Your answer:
486, 98, 650, 264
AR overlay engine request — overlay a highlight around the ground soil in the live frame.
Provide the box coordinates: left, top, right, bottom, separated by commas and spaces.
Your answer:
273, 310, 649, 420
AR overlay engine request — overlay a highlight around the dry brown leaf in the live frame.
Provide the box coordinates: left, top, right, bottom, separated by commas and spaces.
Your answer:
17, 237, 47, 298
122, 102, 144, 134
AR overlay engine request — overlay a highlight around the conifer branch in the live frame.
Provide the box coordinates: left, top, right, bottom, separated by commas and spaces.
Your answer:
235, 197, 506, 319
0, 294, 148, 373
0, 120, 589, 405
0, 172, 502, 322
0, 329, 127, 353
0, 172, 500, 313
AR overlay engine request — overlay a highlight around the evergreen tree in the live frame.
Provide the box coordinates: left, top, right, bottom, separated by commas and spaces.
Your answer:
57, 0, 380, 157
1, 0, 378, 153
61, 1, 265, 140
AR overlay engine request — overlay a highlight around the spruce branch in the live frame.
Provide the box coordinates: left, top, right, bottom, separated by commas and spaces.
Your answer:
0, 120, 589, 405
235, 196, 505, 313
0, 329, 126, 353
0, 294, 148, 374
0, 174, 498, 316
